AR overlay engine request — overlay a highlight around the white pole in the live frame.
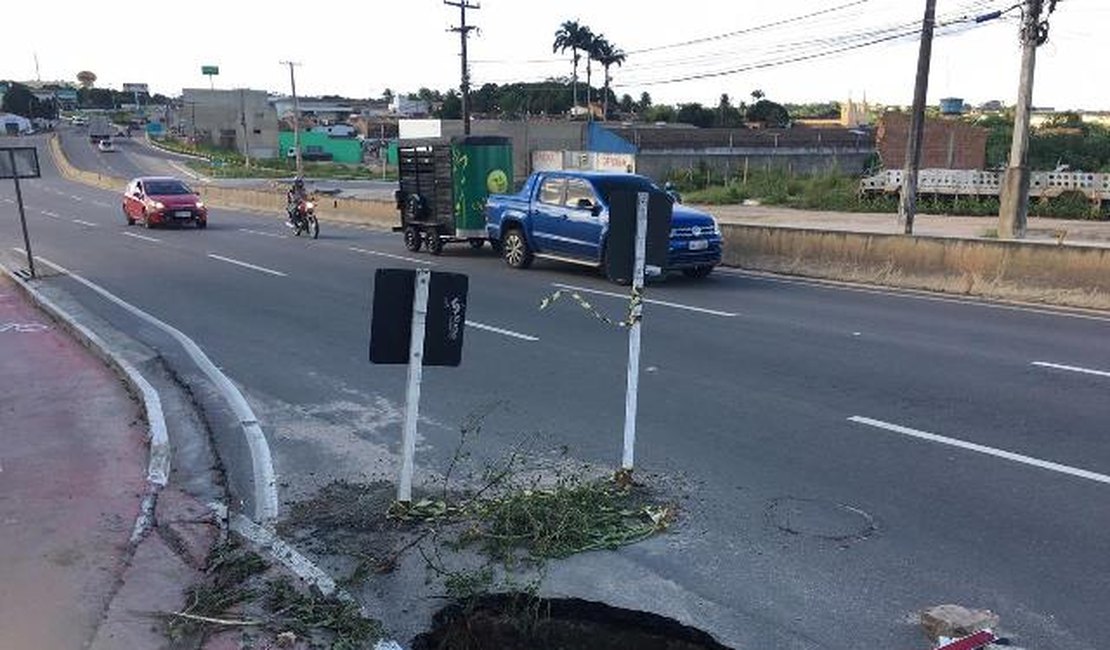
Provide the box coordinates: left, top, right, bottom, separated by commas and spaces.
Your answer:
621, 192, 649, 471
398, 269, 431, 503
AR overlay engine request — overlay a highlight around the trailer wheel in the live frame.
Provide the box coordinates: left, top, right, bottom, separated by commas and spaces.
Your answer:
403, 226, 423, 252
468, 238, 485, 250
425, 228, 444, 256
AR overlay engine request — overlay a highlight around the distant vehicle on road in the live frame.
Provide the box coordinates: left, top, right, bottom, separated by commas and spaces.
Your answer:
485, 171, 722, 281
122, 177, 207, 229
89, 116, 113, 143
97, 138, 116, 152
286, 145, 333, 162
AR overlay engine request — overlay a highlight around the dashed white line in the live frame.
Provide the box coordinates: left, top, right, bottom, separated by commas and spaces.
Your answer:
349, 246, 433, 265
91, 200, 111, 208
208, 254, 287, 277
1032, 361, 1110, 379
70, 195, 83, 202
466, 320, 539, 342
551, 283, 738, 317
122, 232, 161, 243
240, 228, 287, 239
847, 416, 1110, 486
73, 219, 98, 228
40, 210, 61, 219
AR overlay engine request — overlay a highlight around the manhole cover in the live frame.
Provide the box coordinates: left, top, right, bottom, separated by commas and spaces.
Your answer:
766, 496, 876, 542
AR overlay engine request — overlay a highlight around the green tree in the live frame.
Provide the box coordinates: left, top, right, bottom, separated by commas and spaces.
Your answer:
619, 94, 635, 115
593, 36, 626, 120
644, 104, 675, 123
553, 20, 592, 113
676, 103, 716, 128
746, 99, 790, 127
716, 93, 743, 127
438, 91, 462, 119
639, 91, 652, 111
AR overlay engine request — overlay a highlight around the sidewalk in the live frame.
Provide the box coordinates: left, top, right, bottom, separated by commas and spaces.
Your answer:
0, 273, 218, 649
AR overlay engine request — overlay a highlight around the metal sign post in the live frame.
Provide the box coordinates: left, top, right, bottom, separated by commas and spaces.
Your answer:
620, 192, 649, 473
1, 147, 41, 279
399, 269, 431, 503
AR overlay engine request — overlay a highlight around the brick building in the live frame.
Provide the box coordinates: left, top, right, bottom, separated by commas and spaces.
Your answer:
877, 113, 988, 170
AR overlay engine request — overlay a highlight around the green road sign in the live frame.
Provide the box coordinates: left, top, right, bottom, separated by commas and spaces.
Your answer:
201, 66, 219, 75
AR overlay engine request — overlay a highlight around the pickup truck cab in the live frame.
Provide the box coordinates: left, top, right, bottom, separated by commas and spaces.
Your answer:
485, 171, 722, 279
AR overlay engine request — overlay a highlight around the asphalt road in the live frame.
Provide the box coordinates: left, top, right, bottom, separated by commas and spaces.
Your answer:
3, 134, 1108, 649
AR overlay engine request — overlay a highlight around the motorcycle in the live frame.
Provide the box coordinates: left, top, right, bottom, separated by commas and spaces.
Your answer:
288, 199, 320, 239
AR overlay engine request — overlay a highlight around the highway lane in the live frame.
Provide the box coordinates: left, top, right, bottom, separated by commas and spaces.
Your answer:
3, 141, 1109, 648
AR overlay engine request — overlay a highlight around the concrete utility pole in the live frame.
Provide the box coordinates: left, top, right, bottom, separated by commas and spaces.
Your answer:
999, 0, 1055, 239
898, 0, 937, 235
445, 0, 479, 135
281, 61, 303, 176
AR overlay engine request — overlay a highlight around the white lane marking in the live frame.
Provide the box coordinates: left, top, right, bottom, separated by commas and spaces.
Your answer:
551, 283, 738, 317
721, 268, 1110, 324
208, 254, 287, 277
40, 210, 61, 219
122, 231, 161, 243
91, 200, 111, 208
349, 246, 433, 265
1032, 361, 1110, 379
848, 416, 1110, 486
21, 253, 279, 522
70, 195, 83, 202
240, 228, 287, 239
466, 320, 539, 342
73, 219, 98, 227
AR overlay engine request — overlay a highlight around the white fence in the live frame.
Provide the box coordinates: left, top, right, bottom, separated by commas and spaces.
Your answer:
860, 169, 1110, 201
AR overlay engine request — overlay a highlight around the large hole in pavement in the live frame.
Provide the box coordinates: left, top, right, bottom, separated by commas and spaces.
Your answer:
411, 594, 733, 650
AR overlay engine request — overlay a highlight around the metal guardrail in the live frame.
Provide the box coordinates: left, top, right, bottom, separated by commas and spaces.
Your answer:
860, 169, 1110, 202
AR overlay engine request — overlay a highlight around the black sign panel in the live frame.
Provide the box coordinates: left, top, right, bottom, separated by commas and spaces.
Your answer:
0, 147, 41, 180
370, 269, 469, 367
604, 190, 672, 284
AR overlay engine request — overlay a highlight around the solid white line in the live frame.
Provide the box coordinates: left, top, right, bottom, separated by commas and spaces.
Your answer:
27, 254, 279, 522
208, 254, 287, 277
552, 283, 738, 317
466, 320, 539, 341
848, 416, 1110, 485
1032, 361, 1110, 379
73, 219, 98, 227
239, 228, 287, 239
721, 268, 1110, 324
349, 246, 432, 265
122, 231, 161, 243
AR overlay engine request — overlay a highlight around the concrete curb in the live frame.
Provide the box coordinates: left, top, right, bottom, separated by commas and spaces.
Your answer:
0, 262, 170, 494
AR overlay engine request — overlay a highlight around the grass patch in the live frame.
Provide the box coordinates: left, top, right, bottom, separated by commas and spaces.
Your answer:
265, 578, 383, 649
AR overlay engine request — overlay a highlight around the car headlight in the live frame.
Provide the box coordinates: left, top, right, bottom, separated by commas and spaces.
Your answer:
195, 201, 204, 209
152, 201, 165, 210
305, 201, 315, 210
711, 218, 721, 235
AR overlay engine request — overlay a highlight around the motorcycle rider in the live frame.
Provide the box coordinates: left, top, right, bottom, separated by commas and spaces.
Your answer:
286, 177, 308, 227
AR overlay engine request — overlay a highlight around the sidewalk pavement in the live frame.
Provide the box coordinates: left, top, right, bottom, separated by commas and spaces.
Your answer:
706, 203, 1110, 247
0, 273, 219, 649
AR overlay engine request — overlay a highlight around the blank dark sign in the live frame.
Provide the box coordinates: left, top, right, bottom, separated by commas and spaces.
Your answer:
605, 190, 672, 284
369, 269, 469, 367
0, 147, 40, 180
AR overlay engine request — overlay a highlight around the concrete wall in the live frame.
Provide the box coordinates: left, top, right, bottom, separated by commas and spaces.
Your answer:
637, 148, 874, 183
721, 223, 1110, 309
180, 89, 280, 159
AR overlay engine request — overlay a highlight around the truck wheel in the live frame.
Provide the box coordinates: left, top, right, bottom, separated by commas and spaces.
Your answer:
403, 226, 422, 252
425, 228, 444, 256
682, 265, 714, 279
502, 229, 533, 269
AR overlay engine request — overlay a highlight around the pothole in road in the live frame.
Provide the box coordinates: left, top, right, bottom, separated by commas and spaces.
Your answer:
766, 496, 877, 543
411, 594, 733, 650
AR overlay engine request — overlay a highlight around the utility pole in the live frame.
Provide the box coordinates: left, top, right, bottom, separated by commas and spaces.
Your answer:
898, 0, 937, 235
999, 0, 1055, 239
280, 60, 303, 176
239, 88, 251, 169
445, 0, 479, 135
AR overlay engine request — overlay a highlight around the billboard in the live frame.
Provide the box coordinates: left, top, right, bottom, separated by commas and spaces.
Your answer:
122, 83, 149, 94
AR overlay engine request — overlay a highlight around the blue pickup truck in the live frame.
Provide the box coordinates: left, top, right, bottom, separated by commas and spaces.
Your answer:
485, 171, 722, 280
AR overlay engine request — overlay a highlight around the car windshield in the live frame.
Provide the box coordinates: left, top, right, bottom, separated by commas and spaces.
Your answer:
590, 175, 662, 206
144, 180, 192, 195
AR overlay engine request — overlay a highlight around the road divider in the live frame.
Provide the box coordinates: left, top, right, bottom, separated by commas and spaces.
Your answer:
208, 254, 287, 277
847, 415, 1110, 485
1031, 361, 1110, 379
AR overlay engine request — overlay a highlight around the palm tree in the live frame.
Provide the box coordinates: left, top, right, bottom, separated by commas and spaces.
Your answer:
553, 20, 591, 114
593, 36, 626, 121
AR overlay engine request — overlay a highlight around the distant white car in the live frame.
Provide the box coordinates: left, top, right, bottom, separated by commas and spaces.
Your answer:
98, 139, 116, 152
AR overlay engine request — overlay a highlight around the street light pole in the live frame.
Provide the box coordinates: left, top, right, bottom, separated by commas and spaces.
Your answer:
281, 60, 303, 176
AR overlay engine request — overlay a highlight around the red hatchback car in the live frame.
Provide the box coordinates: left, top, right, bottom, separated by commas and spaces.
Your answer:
122, 177, 207, 229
